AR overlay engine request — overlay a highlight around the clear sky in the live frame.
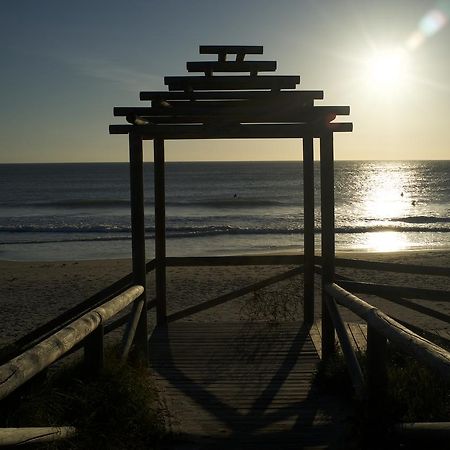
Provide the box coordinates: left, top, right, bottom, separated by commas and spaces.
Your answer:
1, 0, 449, 162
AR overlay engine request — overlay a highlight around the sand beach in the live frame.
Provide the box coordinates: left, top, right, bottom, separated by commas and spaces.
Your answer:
1, 250, 449, 348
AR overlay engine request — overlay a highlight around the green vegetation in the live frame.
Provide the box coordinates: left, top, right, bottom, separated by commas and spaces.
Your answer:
0, 352, 165, 449
315, 346, 450, 448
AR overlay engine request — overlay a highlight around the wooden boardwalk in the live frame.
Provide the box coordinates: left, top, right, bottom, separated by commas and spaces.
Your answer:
149, 322, 351, 449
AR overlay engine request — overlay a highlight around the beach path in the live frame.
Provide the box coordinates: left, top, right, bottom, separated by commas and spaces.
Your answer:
150, 322, 349, 449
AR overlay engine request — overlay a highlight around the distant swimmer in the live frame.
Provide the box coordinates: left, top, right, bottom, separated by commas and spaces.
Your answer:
401, 192, 404, 197
411, 200, 416, 206
233, 193, 238, 198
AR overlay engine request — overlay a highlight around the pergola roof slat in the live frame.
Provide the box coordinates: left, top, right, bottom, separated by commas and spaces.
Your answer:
114, 105, 349, 117
165, 75, 300, 91
109, 122, 353, 138
111, 45, 351, 138
199, 45, 263, 55
186, 61, 277, 73
139, 90, 324, 101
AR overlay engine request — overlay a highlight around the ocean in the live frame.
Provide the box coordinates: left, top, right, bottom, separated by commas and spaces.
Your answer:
0, 161, 449, 261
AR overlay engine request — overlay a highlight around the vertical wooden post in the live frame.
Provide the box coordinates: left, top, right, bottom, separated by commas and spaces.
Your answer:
367, 325, 388, 416
129, 132, 148, 364
320, 132, 336, 361
84, 324, 104, 374
154, 138, 167, 325
303, 136, 315, 324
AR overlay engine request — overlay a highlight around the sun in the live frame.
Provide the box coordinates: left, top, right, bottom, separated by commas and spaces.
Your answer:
364, 48, 410, 89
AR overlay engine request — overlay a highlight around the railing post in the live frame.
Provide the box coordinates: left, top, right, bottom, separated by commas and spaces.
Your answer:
367, 324, 388, 417
303, 135, 315, 324
154, 138, 167, 325
129, 132, 149, 365
84, 324, 104, 374
320, 131, 336, 360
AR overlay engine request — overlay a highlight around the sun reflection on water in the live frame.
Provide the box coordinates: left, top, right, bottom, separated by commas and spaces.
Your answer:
364, 231, 410, 252
362, 164, 411, 220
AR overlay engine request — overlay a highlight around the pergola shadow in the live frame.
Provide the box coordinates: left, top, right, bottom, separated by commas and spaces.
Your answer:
149, 321, 346, 448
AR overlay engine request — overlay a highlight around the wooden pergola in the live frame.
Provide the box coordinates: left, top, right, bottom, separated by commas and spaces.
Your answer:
110, 45, 352, 362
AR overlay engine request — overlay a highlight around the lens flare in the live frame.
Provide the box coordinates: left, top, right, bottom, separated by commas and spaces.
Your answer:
406, 4, 449, 50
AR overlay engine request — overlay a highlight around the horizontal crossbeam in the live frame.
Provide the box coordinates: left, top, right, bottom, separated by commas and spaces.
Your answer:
186, 61, 277, 74
140, 90, 324, 101
165, 75, 300, 91
199, 45, 263, 55
109, 122, 353, 138
114, 105, 349, 117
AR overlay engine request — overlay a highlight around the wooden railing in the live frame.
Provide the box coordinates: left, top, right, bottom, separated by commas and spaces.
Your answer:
318, 258, 450, 433
0, 285, 144, 446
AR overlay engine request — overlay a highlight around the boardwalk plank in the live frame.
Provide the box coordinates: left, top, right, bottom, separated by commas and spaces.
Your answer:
149, 322, 350, 448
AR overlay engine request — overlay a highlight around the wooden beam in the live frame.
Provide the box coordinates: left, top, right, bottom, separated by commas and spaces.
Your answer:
167, 267, 303, 322
140, 90, 324, 101
333, 258, 450, 277
129, 133, 148, 364
114, 106, 349, 126
320, 132, 336, 361
303, 136, 315, 324
199, 45, 263, 55
187, 61, 277, 73
325, 295, 365, 398
165, 75, 300, 91
0, 286, 143, 400
339, 280, 450, 302
0, 427, 77, 446
109, 122, 353, 138
367, 323, 388, 417
154, 139, 167, 325
165, 254, 304, 266
325, 283, 450, 380
115, 105, 349, 117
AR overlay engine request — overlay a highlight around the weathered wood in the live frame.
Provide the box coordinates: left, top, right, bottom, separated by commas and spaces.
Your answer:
366, 324, 388, 415
105, 298, 156, 335
140, 90, 324, 101
115, 107, 349, 127
166, 254, 304, 266
0, 273, 134, 364
109, 122, 353, 138
83, 323, 104, 373
167, 266, 303, 322
120, 298, 144, 361
149, 322, 346, 447
154, 138, 167, 325
165, 75, 300, 91
187, 61, 277, 73
325, 283, 450, 379
395, 422, 450, 442
129, 133, 148, 364
332, 258, 450, 277
0, 427, 76, 446
116, 101, 340, 118
303, 136, 315, 324
0, 286, 143, 400
339, 280, 450, 301
199, 45, 263, 55
320, 132, 336, 360
325, 297, 365, 398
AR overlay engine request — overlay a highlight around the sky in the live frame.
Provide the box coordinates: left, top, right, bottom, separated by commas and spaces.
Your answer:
0, 0, 449, 163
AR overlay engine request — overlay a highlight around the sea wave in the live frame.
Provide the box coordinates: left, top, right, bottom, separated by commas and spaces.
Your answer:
2, 198, 289, 209
389, 215, 450, 224
0, 223, 449, 245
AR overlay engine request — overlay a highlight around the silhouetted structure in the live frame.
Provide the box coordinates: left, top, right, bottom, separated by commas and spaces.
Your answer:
110, 45, 352, 361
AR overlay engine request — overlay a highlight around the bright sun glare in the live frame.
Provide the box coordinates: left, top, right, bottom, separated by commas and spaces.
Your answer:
364, 48, 410, 89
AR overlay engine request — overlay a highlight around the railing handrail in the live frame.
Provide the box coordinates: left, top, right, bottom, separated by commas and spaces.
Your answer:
0, 285, 143, 401
325, 282, 450, 379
